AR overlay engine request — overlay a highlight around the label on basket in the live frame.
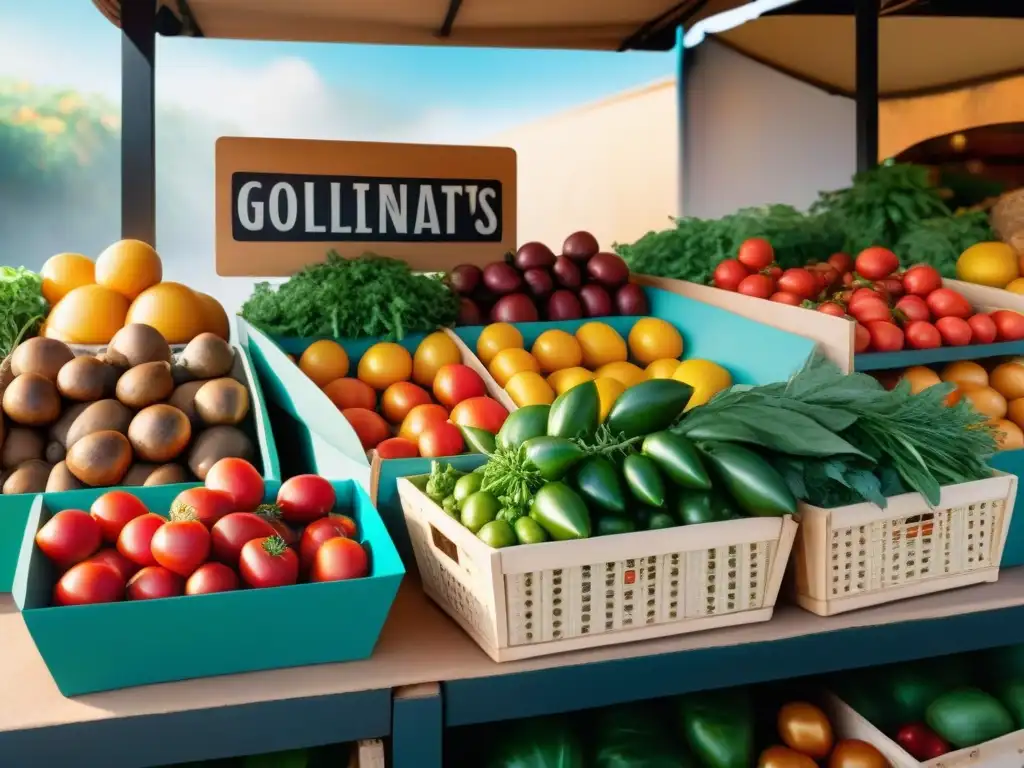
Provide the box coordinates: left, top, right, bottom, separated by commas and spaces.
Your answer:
215, 137, 517, 275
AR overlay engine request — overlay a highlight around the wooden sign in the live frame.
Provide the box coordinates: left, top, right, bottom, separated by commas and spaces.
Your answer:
215, 137, 517, 276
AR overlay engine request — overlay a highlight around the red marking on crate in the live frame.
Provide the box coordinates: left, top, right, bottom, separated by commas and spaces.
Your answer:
624, 570, 636, 585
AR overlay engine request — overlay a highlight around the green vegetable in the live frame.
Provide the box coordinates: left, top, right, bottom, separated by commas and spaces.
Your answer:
594, 705, 698, 768
926, 688, 1015, 748
425, 460, 460, 503
441, 495, 459, 519
514, 516, 549, 545
676, 490, 733, 525
0, 267, 47, 360
647, 512, 677, 530
486, 717, 584, 768
461, 425, 496, 455
461, 491, 501, 533
675, 689, 754, 768
548, 380, 600, 440
482, 444, 545, 521
453, 473, 484, 506
642, 432, 711, 490
240, 253, 459, 340
530, 482, 591, 540
886, 664, 955, 723
244, 749, 310, 768
478, 519, 517, 548
523, 436, 586, 481
606, 379, 692, 439
573, 456, 626, 515
623, 454, 666, 507
699, 442, 796, 517
895, 211, 994, 278
996, 681, 1024, 729
596, 516, 637, 536
498, 405, 551, 450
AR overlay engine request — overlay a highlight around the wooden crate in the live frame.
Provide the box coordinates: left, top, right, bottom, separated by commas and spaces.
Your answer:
397, 476, 798, 662
793, 473, 1016, 617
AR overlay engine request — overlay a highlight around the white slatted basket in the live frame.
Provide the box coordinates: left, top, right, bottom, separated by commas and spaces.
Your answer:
397, 476, 798, 662
792, 472, 1016, 617
349, 739, 386, 768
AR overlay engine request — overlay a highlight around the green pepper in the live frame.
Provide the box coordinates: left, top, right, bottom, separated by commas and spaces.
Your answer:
634, 505, 653, 529
573, 456, 626, 515
886, 663, 956, 723
927, 688, 1015, 748
676, 491, 732, 526
623, 454, 666, 507
530, 482, 592, 540
996, 681, 1024, 729
461, 425, 496, 455
594, 705, 699, 768
523, 436, 586, 481
487, 717, 584, 768
675, 689, 754, 768
514, 516, 549, 545
697, 442, 796, 517
548, 380, 600, 440
596, 516, 637, 536
642, 432, 711, 490
607, 379, 693, 438
497, 404, 551, 449
647, 512, 677, 530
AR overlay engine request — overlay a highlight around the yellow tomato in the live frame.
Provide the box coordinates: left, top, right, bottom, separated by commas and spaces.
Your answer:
1006, 278, 1024, 295
45, 284, 129, 344
575, 322, 627, 369
594, 361, 647, 389
940, 359, 989, 389
358, 342, 413, 390
125, 282, 206, 343
593, 377, 625, 423
673, 359, 732, 410
476, 323, 523, 366
95, 239, 163, 300
628, 318, 684, 365
489, 347, 540, 388
299, 340, 350, 387
777, 702, 833, 759
547, 367, 594, 395
956, 241, 1019, 287
40, 252, 95, 305
505, 371, 555, 407
531, 329, 582, 373
646, 358, 681, 380
413, 331, 461, 387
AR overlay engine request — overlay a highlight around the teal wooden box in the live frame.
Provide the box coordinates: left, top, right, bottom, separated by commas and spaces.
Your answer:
12, 479, 403, 697
0, 344, 281, 594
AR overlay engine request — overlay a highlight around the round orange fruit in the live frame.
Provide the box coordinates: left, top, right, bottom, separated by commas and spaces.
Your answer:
95, 239, 163, 300
195, 291, 230, 340
45, 284, 129, 344
299, 340, 350, 387
126, 282, 206, 343
40, 253, 95, 305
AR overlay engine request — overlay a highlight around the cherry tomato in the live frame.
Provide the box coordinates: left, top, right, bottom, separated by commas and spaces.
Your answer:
170, 487, 234, 530
817, 302, 846, 317
299, 516, 351, 571
764, 265, 783, 280
210, 512, 278, 565
86, 548, 139, 582
54, 561, 125, 606
777, 268, 819, 300
276, 474, 336, 525
127, 566, 184, 600
894, 294, 930, 323
185, 562, 239, 595
116, 513, 165, 567
815, 266, 840, 292
340, 407, 390, 449
878, 277, 905, 299
311, 536, 369, 582
418, 421, 465, 458
737, 238, 774, 270
969, 312, 998, 344
855, 246, 900, 280
712, 259, 750, 291
850, 299, 891, 324
239, 535, 299, 588
151, 514, 211, 577
841, 271, 856, 287
375, 437, 419, 459
854, 323, 871, 353
399, 403, 450, 443
205, 457, 265, 510
769, 292, 802, 306
380, 381, 432, 424
866, 321, 905, 352
935, 316, 972, 346
432, 364, 486, 409
828, 252, 853, 273
896, 723, 949, 761
993, 310, 1024, 341
926, 288, 972, 319
449, 396, 508, 434
35, 509, 102, 569
736, 274, 775, 299
901, 264, 942, 296
904, 320, 942, 350
848, 287, 886, 308
90, 491, 149, 543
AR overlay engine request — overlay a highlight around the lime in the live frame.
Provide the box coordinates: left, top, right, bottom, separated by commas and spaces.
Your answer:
647, 512, 677, 530
453, 473, 484, 506
460, 491, 500, 533
513, 516, 549, 545
478, 520, 517, 548
596, 516, 637, 536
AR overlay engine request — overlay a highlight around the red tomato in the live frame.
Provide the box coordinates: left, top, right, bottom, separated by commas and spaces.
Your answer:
764, 265, 783, 280
210, 512, 277, 565
817, 302, 846, 317
878, 277, 905, 299
828, 252, 853, 273
935, 316, 972, 346
276, 474, 336, 525
432, 364, 486, 409
86, 548, 139, 582
904, 321, 942, 350
399, 403, 450, 443
816, 266, 840, 292
333, 514, 357, 538
712, 259, 749, 291
35, 509, 102, 569
127, 566, 184, 600
380, 381, 432, 424
299, 516, 351, 571
239, 536, 299, 588
449, 396, 508, 434
901, 264, 942, 296
54, 561, 125, 606
736, 274, 775, 299
894, 295, 930, 323
848, 287, 886, 308
777, 268, 819, 300
375, 437, 419, 459
185, 562, 239, 595
341, 407, 391, 450
866, 321, 905, 352
992, 310, 1024, 341
896, 723, 950, 761
419, 421, 465, 458
205, 457, 265, 510
769, 292, 802, 306
116, 513, 165, 567
256, 507, 299, 546
736, 238, 774, 270
311, 537, 369, 582
170, 487, 234, 530
854, 323, 871, 353
150, 515, 211, 577
90, 491, 149, 543
855, 246, 900, 280
969, 313, 998, 344
926, 288, 972, 319
850, 298, 891, 324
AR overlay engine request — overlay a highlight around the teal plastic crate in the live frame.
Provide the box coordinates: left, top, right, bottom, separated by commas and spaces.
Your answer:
990, 448, 1024, 567
0, 344, 280, 594
12, 478, 403, 697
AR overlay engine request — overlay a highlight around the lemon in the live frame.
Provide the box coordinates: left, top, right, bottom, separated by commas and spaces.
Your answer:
645, 359, 681, 380
505, 371, 555, 407
1007, 278, 1024, 295
628, 318, 684, 365
593, 377, 626, 423
531, 329, 582, 373
575, 322, 627, 369
546, 367, 594, 395
594, 361, 648, 389
956, 242, 1019, 288
476, 323, 523, 366
673, 359, 732, 410
488, 348, 540, 388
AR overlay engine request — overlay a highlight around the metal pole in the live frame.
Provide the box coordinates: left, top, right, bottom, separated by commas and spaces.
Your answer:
121, 0, 157, 245
855, 0, 879, 172
676, 28, 687, 216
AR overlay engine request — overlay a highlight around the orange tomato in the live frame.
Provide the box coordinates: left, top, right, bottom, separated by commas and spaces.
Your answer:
449, 396, 509, 434
358, 342, 413, 390
300, 340, 350, 387
381, 381, 433, 424
899, 366, 941, 394
126, 282, 206, 343
95, 239, 163, 300
323, 377, 377, 411
412, 331, 461, 387
399, 404, 449, 443
40, 252, 95, 305
340, 407, 390, 450
433, 364, 486, 409
961, 384, 1008, 420
418, 421, 464, 458
992, 418, 1024, 450
375, 437, 419, 459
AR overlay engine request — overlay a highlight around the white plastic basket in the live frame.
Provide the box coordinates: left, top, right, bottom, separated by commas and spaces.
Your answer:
397, 476, 798, 662
792, 472, 1016, 617
349, 739, 386, 768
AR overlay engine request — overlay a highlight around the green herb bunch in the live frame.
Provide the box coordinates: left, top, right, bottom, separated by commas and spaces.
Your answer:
0, 266, 48, 359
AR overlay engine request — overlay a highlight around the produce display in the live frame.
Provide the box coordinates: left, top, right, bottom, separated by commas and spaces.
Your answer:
33, 461, 367, 605
0, 328, 259, 495
448, 231, 647, 324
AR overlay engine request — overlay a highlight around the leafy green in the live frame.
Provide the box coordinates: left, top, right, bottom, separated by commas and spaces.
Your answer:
240, 253, 460, 340
482, 444, 544, 520
894, 211, 995, 278
425, 460, 460, 503
0, 266, 48, 359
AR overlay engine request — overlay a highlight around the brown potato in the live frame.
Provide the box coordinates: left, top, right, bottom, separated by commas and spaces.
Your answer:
168, 380, 204, 428
195, 378, 250, 426
4, 459, 52, 495
11, 337, 74, 381
45, 461, 85, 492
64, 399, 133, 449
187, 426, 255, 480
144, 463, 191, 486
121, 463, 157, 486
115, 361, 174, 409
106, 323, 172, 368
178, 333, 234, 379
3, 373, 62, 426
49, 401, 88, 446
66, 430, 132, 486
45, 441, 66, 464
1, 427, 45, 469
56, 356, 119, 401
128, 404, 192, 463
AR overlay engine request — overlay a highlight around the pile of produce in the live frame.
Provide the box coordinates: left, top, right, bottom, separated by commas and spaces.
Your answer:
293, 333, 509, 459
33, 462, 368, 606
38, 240, 229, 344
0, 328, 258, 495
449, 231, 647, 325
